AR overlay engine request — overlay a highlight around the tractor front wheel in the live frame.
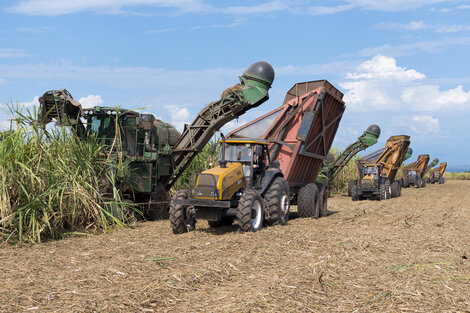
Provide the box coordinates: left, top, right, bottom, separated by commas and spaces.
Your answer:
379, 179, 391, 200
169, 190, 196, 234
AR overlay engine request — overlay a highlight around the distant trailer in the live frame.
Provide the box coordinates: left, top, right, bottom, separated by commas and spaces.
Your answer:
229, 80, 346, 218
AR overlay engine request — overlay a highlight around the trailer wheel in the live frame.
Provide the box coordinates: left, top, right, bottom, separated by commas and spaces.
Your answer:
264, 177, 290, 226
298, 183, 319, 218
147, 182, 168, 220
315, 182, 328, 217
397, 182, 402, 197
426, 178, 431, 184
439, 176, 445, 184
391, 180, 400, 198
236, 190, 264, 232
169, 190, 196, 234
348, 180, 357, 197
379, 179, 391, 200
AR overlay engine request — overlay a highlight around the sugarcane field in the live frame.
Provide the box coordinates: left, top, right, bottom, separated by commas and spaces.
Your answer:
2, 1, 470, 312
1, 180, 469, 312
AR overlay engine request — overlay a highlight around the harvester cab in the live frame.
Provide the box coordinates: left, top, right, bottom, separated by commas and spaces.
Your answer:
401, 154, 430, 188
170, 137, 289, 234
351, 135, 411, 201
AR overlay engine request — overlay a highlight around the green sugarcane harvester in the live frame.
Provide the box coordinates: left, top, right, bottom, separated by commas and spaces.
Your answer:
318, 124, 381, 196
38, 61, 275, 220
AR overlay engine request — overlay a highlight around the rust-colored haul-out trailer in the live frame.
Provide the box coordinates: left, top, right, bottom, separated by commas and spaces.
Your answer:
229, 80, 346, 219
401, 154, 430, 188
429, 162, 447, 184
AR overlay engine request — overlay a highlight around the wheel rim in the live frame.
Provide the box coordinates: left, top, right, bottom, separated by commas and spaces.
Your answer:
280, 193, 289, 217
251, 200, 262, 229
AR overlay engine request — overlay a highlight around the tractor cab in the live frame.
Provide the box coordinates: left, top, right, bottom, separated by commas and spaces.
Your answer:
191, 138, 270, 202
360, 164, 381, 189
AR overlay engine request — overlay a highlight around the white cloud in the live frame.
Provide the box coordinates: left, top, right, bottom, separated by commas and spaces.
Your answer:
304, 0, 451, 15
6, 0, 455, 16
78, 94, 104, 107
401, 85, 470, 111
0, 48, 32, 58
376, 21, 428, 30
376, 21, 470, 33
340, 55, 470, 112
345, 55, 425, 81
218, 1, 288, 14
7, 0, 205, 16
435, 25, 470, 33
164, 106, 190, 132
0, 120, 11, 131
21, 96, 40, 107
409, 115, 441, 134
354, 37, 470, 57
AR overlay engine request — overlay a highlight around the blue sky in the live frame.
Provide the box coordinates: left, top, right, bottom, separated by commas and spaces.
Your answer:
1, 0, 470, 170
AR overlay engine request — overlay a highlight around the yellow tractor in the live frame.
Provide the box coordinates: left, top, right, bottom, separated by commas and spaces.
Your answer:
170, 136, 289, 233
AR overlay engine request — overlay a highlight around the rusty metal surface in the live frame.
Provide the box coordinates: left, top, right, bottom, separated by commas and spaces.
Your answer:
402, 154, 430, 178
228, 80, 345, 191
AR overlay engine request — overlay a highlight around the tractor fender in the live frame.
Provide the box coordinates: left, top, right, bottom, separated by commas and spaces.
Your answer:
259, 168, 284, 195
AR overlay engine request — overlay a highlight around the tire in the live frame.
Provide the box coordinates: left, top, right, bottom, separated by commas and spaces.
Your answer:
421, 177, 427, 188
379, 179, 391, 200
264, 177, 290, 226
147, 182, 168, 220
351, 184, 361, 201
169, 190, 196, 234
402, 177, 409, 188
397, 182, 402, 197
439, 176, 445, 184
297, 183, 319, 218
348, 180, 357, 197
315, 182, 328, 217
391, 180, 399, 198
426, 178, 431, 184
236, 190, 264, 232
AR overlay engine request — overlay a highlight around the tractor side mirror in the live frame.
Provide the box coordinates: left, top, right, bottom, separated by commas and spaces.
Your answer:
210, 143, 217, 155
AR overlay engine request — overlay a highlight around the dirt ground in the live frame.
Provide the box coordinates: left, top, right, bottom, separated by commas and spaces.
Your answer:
1, 180, 469, 313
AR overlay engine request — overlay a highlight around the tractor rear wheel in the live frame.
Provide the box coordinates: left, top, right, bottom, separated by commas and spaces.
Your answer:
147, 182, 168, 220
297, 183, 319, 218
236, 190, 264, 232
348, 180, 357, 197
315, 182, 328, 217
264, 177, 290, 226
169, 190, 196, 234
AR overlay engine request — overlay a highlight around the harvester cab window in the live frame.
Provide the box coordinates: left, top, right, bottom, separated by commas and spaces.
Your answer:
89, 116, 116, 146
